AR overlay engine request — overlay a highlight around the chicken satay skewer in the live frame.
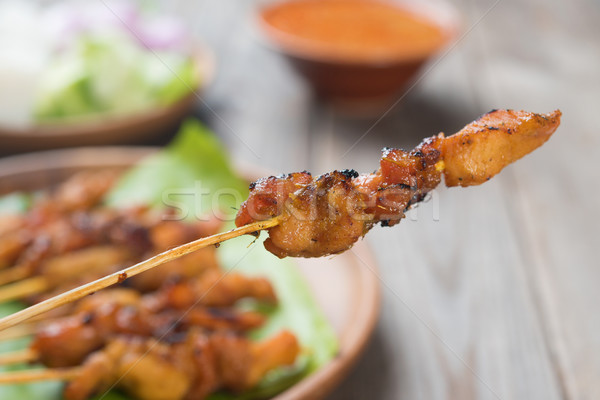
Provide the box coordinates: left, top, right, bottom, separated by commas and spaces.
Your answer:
0, 170, 127, 281
0, 267, 276, 342
0, 218, 280, 332
0, 305, 269, 368
0, 215, 222, 301
236, 109, 561, 258
0, 270, 277, 370
0, 109, 560, 332
0, 331, 300, 399
0, 264, 29, 286
0, 267, 276, 344
0, 322, 37, 341
0, 330, 300, 400
0, 246, 133, 303
0, 367, 81, 384
0, 277, 47, 303
0, 347, 37, 365
0, 246, 128, 288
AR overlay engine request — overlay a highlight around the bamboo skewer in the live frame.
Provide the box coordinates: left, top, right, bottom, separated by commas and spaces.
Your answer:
0, 323, 37, 342
0, 265, 29, 287
0, 277, 47, 304
0, 348, 38, 366
0, 367, 81, 384
0, 218, 279, 332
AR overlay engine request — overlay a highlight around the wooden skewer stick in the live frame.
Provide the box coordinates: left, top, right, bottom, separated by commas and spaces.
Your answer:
0, 348, 38, 366
0, 218, 279, 332
0, 277, 47, 304
0, 367, 81, 384
0, 265, 29, 287
0, 323, 37, 342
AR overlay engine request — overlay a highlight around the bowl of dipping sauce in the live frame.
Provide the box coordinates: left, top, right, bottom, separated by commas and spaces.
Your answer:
258, 0, 459, 108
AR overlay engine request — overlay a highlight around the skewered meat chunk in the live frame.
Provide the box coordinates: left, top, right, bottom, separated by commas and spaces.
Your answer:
30, 301, 268, 369
0, 215, 24, 238
127, 220, 221, 292
31, 300, 156, 368
441, 109, 560, 186
0, 181, 223, 301
30, 268, 277, 368
44, 170, 120, 213
182, 307, 266, 332
235, 109, 561, 258
154, 269, 277, 310
0, 231, 29, 268
0, 207, 153, 283
62, 338, 129, 400
63, 330, 300, 400
259, 170, 371, 258
40, 246, 131, 287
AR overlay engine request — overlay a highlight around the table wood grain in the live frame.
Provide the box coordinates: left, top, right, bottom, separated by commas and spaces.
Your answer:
163, 0, 600, 398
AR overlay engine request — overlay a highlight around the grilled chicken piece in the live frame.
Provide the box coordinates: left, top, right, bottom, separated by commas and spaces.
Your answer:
154, 269, 277, 310
31, 299, 157, 368
127, 220, 221, 292
62, 337, 129, 400
30, 269, 275, 368
0, 215, 25, 238
31, 301, 267, 368
236, 109, 561, 258
46, 170, 120, 213
0, 199, 222, 302
441, 109, 560, 186
63, 330, 300, 400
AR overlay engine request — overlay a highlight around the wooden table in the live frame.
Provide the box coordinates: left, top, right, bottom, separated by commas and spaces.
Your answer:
108, 0, 600, 398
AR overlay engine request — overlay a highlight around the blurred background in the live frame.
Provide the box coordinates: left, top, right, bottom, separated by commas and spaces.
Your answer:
1, 0, 599, 399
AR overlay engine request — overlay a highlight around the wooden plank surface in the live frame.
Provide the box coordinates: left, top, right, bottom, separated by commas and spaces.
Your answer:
165, 0, 600, 399
463, 1, 600, 399
471, 1, 600, 399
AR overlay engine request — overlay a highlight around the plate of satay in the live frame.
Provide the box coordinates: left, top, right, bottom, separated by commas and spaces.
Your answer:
0, 109, 560, 400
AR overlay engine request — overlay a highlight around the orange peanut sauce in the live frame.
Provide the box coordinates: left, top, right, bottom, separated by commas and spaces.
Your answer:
261, 0, 448, 63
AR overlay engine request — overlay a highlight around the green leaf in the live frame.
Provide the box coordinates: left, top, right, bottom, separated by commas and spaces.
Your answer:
90, 392, 130, 400
106, 119, 248, 225
0, 120, 337, 400
0, 302, 63, 400
0, 193, 30, 214
218, 237, 338, 372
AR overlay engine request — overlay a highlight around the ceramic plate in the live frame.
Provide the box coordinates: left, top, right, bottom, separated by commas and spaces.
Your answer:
0, 147, 381, 400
